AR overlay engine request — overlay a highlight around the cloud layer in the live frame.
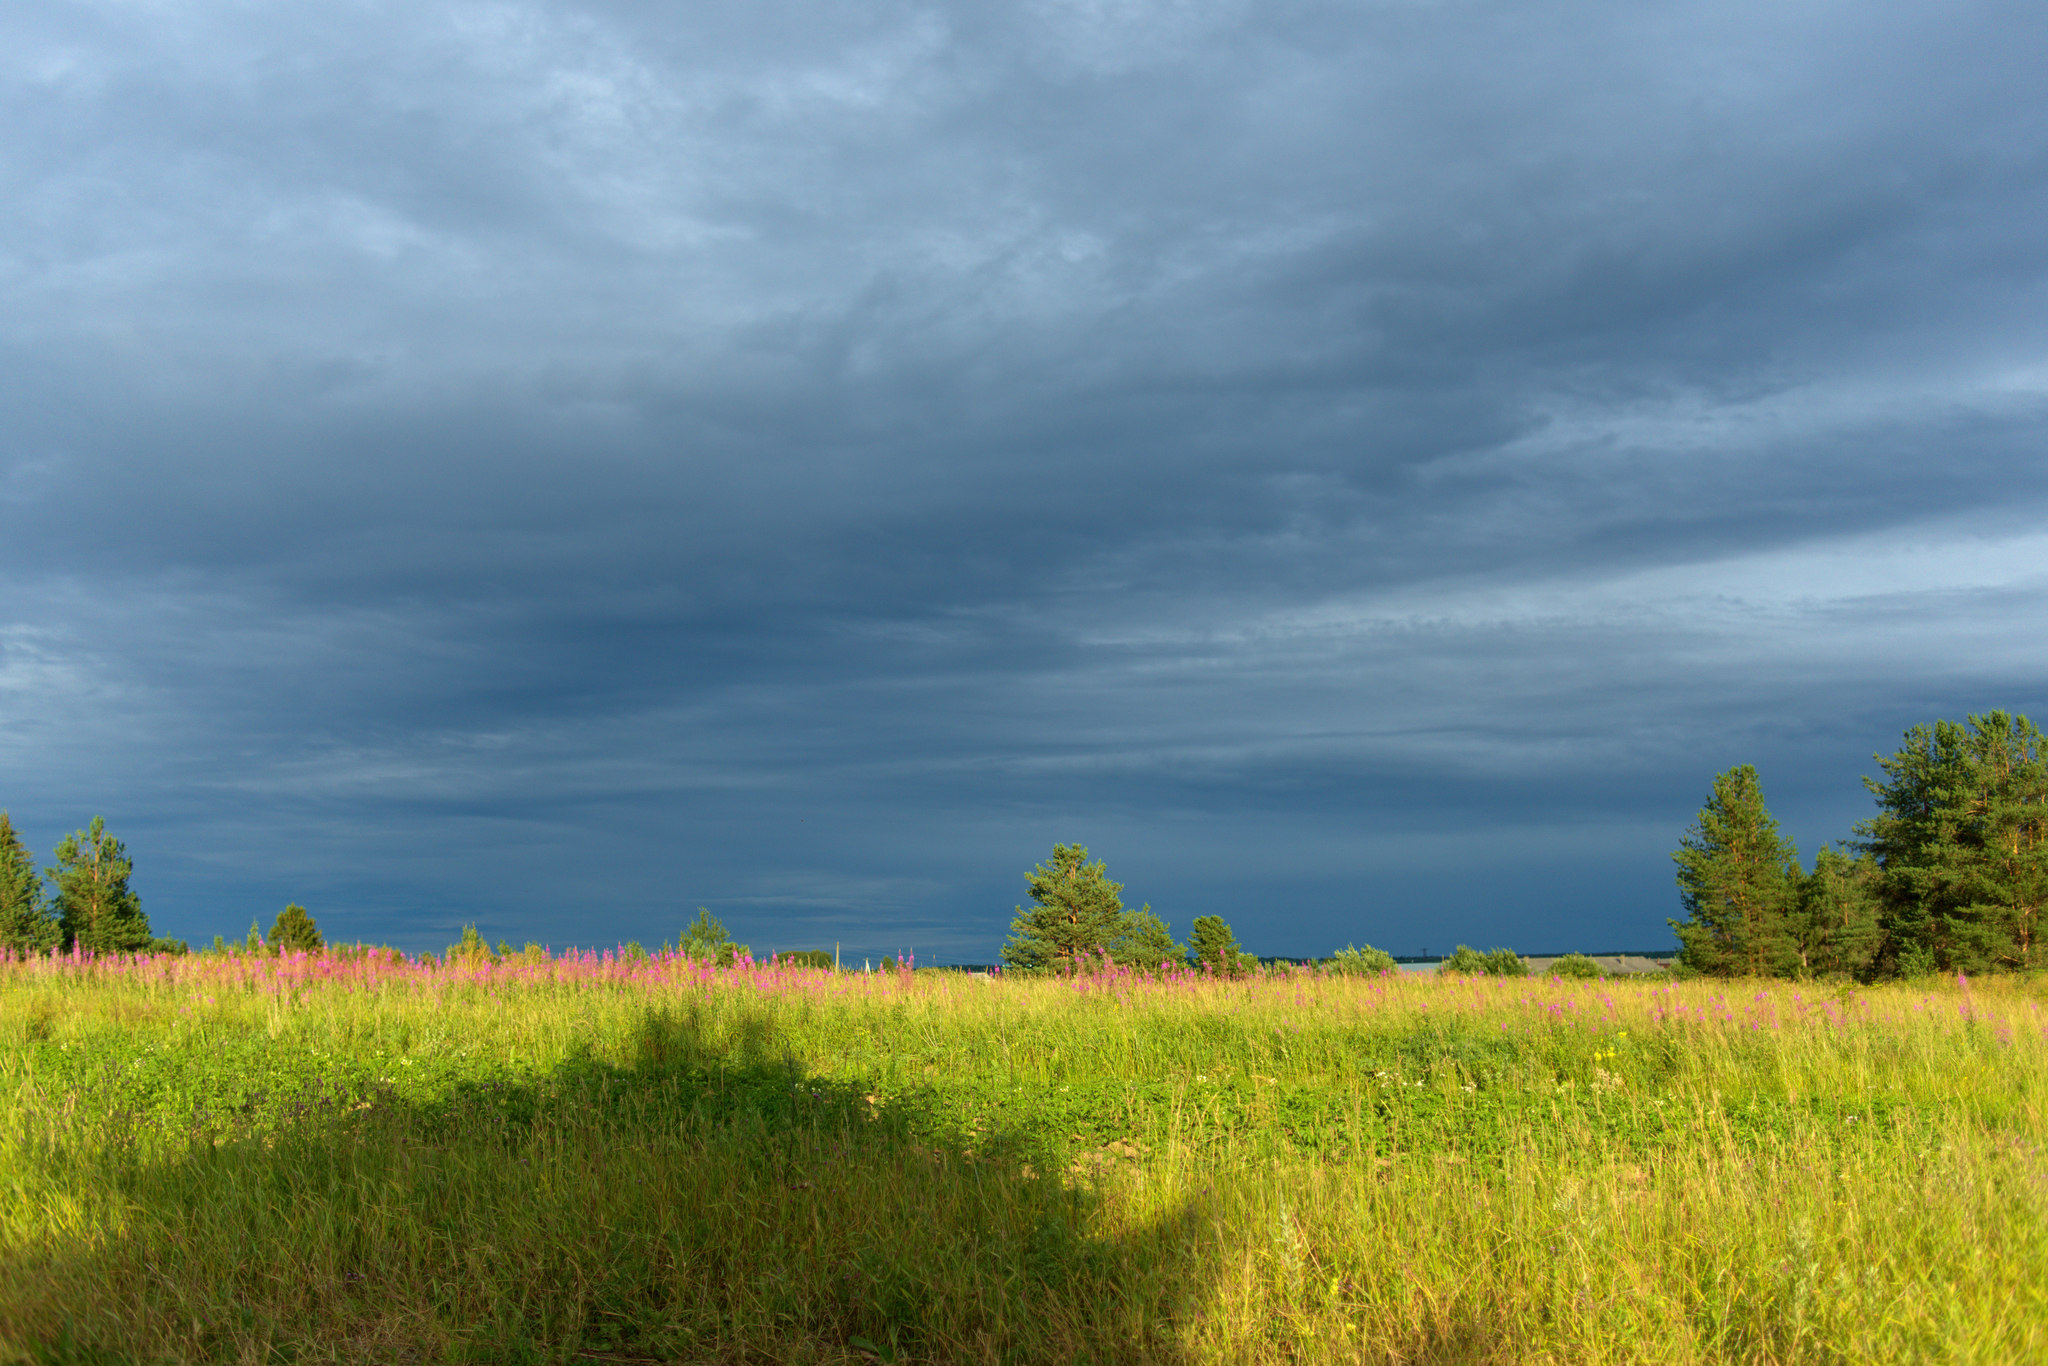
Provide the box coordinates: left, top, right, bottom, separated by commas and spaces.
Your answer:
3, 0, 2046, 957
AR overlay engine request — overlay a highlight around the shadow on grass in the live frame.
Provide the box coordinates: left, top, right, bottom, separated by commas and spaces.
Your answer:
7, 1002, 1395, 1366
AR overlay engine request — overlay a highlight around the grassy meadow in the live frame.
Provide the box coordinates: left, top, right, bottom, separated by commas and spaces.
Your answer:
1, 952, 2045, 1364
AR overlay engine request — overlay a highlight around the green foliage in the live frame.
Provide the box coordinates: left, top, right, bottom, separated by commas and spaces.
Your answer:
48, 816, 150, 954
1187, 915, 1249, 975
0, 812, 57, 954
1546, 953, 1603, 980
268, 904, 323, 955
1481, 947, 1528, 978
245, 919, 263, 954
1104, 905, 1182, 969
1859, 711, 2048, 974
1000, 845, 1126, 973
1789, 846, 1882, 978
1441, 945, 1488, 975
775, 950, 837, 969
1326, 943, 1396, 976
679, 908, 749, 966
1443, 945, 1526, 977
1670, 765, 1801, 977
447, 925, 496, 968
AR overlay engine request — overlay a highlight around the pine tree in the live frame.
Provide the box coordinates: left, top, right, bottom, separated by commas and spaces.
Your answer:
269, 904, 324, 955
1859, 712, 2048, 973
1001, 845, 1127, 972
0, 813, 58, 954
1788, 846, 1882, 978
1105, 905, 1182, 968
1670, 766, 1800, 977
1188, 915, 1245, 975
679, 907, 749, 966
48, 816, 150, 954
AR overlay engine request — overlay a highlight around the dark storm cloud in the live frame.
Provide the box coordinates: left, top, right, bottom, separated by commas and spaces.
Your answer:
2, 0, 2046, 957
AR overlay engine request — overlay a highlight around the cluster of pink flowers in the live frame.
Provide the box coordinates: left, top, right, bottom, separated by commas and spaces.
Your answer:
5, 942, 2039, 1042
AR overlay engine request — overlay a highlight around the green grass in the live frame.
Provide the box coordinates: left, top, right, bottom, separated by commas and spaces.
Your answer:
2, 955, 2045, 1363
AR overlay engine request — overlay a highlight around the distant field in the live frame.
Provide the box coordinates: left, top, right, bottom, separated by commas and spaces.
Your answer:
2, 954, 2044, 1364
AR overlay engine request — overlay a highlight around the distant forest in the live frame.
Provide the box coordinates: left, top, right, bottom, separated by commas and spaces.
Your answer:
1672, 711, 2047, 979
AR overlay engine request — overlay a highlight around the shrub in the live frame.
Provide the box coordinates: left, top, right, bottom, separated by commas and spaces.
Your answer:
446, 926, 496, 968
1482, 947, 1529, 977
1442, 945, 1528, 977
1548, 952, 1603, 980
1442, 945, 1489, 975
776, 950, 836, 969
1327, 943, 1397, 976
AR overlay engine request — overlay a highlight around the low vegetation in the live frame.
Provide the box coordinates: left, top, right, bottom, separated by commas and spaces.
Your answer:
3, 950, 2043, 1363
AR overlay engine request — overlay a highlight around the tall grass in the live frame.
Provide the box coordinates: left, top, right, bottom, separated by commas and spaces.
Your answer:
2, 951, 2044, 1363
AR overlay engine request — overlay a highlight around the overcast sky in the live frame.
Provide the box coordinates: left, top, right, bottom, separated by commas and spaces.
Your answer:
3, 0, 2045, 960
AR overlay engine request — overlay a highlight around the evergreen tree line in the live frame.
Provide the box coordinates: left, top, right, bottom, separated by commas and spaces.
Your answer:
0, 810, 342, 959
1671, 710, 2048, 979
0, 813, 183, 955
997, 845, 1612, 979
999, 843, 1276, 975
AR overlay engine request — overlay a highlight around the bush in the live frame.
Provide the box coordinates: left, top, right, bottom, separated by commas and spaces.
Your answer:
446, 925, 495, 968
776, 950, 836, 969
1327, 943, 1397, 976
1482, 947, 1529, 977
1548, 952, 1603, 980
1442, 945, 1528, 977
1442, 945, 1489, 975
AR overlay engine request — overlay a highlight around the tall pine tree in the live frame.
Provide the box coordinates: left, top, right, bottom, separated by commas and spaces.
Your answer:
1670, 765, 1800, 977
269, 904, 324, 955
1002, 844, 1126, 972
1859, 712, 2048, 973
49, 816, 150, 954
0, 813, 58, 954
1188, 915, 1247, 975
